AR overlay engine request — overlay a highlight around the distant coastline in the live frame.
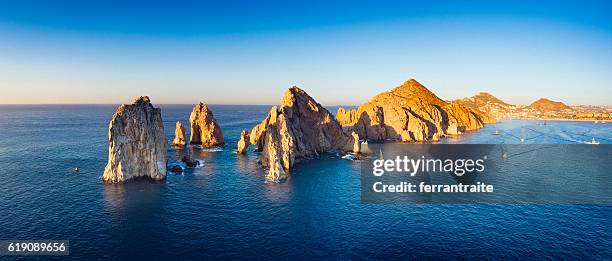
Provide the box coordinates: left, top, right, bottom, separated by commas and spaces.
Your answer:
516, 118, 612, 123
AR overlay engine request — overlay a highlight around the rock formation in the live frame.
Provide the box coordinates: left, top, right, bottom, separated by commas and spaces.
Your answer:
189, 102, 224, 147
351, 131, 361, 154
103, 96, 167, 183
181, 154, 199, 167
236, 129, 250, 154
336, 79, 487, 142
172, 121, 187, 146
250, 86, 359, 182
170, 165, 183, 174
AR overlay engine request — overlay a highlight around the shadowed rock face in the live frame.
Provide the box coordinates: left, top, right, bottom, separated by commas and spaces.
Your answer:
250, 86, 359, 182
336, 79, 487, 142
172, 121, 186, 146
103, 96, 167, 183
189, 102, 224, 147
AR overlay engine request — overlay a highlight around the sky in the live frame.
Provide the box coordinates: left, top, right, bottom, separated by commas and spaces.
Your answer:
0, 0, 611, 106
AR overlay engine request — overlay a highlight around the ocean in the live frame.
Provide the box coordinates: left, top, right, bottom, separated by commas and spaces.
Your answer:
0, 105, 610, 260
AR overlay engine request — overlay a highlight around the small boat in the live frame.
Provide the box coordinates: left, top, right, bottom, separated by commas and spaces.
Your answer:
595, 121, 598, 123
341, 154, 356, 160
587, 138, 600, 145
493, 130, 501, 135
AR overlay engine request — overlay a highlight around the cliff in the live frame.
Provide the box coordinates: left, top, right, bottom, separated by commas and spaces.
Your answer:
103, 96, 167, 183
250, 86, 359, 182
189, 102, 224, 147
336, 79, 487, 142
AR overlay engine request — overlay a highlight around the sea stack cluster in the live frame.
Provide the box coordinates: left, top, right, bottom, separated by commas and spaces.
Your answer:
103, 96, 167, 183
104, 98, 225, 183
103, 78, 492, 184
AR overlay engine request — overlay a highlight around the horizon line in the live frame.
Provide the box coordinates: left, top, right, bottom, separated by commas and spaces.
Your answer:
0, 102, 611, 107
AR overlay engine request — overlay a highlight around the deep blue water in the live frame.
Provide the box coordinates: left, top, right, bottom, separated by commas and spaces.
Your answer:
0, 105, 610, 260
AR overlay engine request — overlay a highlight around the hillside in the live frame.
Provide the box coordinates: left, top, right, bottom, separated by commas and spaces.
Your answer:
527, 98, 571, 112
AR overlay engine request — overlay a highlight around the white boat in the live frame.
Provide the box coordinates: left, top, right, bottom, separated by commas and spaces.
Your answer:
493, 130, 501, 135
341, 154, 356, 160
587, 138, 600, 145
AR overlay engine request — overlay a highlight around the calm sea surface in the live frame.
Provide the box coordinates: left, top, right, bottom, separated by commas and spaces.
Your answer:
0, 105, 610, 260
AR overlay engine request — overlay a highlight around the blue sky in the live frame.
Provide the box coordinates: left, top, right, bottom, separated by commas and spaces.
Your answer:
0, 0, 611, 105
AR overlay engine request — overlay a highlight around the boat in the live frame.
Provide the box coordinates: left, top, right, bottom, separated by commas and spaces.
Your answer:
493, 130, 501, 135
341, 154, 356, 160
587, 138, 600, 145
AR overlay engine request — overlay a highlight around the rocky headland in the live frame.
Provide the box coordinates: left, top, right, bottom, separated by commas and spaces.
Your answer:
336, 79, 488, 142
189, 102, 224, 147
102, 96, 167, 183
249, 86, 360, 182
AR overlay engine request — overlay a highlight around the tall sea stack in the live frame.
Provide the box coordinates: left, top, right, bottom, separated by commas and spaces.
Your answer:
103, 96, 167, 183
173, 121, 187, 146
250, 86, 359, 182
236, 129, 250, 154
189, 102, 224, 147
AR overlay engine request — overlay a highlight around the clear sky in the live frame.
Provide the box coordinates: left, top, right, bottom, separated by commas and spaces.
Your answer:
0, 0, 611, 105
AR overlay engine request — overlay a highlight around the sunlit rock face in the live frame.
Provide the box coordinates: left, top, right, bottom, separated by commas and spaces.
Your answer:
336, 79, 487, 142
250, 86, 357, 182
172, 121, 187, 146
103, 96, 167, 183
236, 129, 250, 154
189, 102, 224, 147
